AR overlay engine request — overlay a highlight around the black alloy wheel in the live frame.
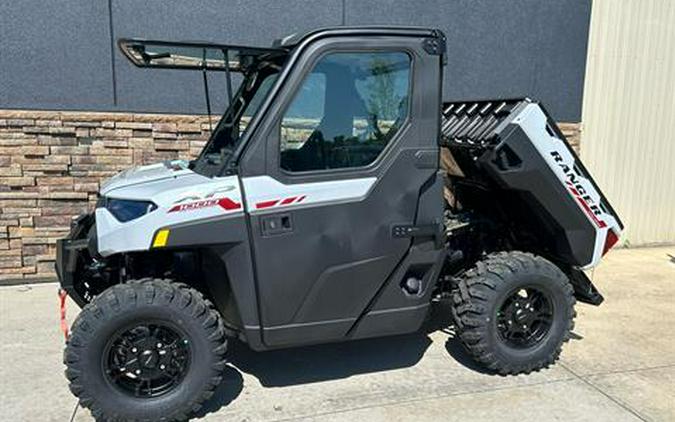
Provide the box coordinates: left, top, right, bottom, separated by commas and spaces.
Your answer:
451, 251, 576, 375
64, 279, 228, 421
496, 287, 554, 349
104, 322, 191, 398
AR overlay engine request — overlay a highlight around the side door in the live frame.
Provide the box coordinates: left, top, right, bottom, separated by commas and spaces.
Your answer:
241, 33, 444, 347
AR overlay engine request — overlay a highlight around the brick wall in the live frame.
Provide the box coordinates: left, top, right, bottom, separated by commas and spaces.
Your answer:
0, 110, 211, 282
0, 109, 581, 282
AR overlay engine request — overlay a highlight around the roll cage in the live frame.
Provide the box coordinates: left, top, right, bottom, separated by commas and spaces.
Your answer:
117, 28, 442, 178
117, 38, 287, 72
118, 38, 290, 176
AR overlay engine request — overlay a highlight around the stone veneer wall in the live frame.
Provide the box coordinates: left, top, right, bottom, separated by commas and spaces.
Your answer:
0, 109, 581, 282
0, 110, 211, 282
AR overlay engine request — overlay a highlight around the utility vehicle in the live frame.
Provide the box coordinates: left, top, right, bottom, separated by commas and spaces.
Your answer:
56, 26, 622, 421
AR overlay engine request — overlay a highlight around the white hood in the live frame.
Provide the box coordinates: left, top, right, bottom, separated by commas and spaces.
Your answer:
95, 161, 243, 256
100, 160, 195, 197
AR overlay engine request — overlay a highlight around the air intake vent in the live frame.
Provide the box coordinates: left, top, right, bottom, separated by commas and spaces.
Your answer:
440, 99, 526, 148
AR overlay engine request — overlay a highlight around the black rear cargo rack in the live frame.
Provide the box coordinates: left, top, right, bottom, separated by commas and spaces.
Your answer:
440, 99, 526, 148
440, 97, 624, 268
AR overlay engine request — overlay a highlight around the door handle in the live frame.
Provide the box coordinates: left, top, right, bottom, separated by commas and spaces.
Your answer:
261, 213, 293, 236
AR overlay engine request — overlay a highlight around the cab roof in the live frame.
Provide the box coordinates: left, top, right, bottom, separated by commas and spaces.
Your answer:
273, 26, 441, 48
118, 38, 286, 72
118, 26, 443, 72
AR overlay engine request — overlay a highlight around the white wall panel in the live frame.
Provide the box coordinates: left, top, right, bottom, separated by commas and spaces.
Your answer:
582, 0, 675, 245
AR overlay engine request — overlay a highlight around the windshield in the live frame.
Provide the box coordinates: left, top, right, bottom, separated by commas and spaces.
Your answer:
191, 63, 282, 176
117, 38, 288, 177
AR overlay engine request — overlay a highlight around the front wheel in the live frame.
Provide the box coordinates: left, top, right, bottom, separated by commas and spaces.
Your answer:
451, 251, 576, 374
64, 279, 228, 421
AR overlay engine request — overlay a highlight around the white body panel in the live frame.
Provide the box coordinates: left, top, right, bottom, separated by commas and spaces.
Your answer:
95, 105, 617, 269
97, 161, 243, 256
96, 161, 376, 256
514, 104, 621, 269
101, 161, 192, 196
242, 175, 376, 213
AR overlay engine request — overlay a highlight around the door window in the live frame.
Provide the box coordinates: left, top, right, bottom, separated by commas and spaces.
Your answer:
280, 51, 411, 172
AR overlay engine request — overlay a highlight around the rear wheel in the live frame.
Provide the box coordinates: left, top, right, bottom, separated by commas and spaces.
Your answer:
451, 251, 575, 374
64, 279, 228, 421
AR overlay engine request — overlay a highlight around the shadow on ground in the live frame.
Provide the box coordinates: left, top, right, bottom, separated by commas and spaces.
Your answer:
192, 366, 245, 418
197, 298, 589, 417
231, 333, 433, 387
195, 333, 433, 418
196, 299, 480, 416
427, 300, 497, 375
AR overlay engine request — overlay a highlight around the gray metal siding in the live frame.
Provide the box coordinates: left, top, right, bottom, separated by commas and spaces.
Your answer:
346, 0, 592, 122
581, 0, 675, 245
112, 0, 343, 114
0, 0, 115, 110
0, 0, 591, 122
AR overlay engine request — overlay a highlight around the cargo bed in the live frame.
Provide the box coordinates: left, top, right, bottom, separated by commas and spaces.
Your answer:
440, 98, 622, 269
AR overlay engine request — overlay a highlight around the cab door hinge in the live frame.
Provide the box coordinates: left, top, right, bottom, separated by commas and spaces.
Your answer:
422, 34, 446, 57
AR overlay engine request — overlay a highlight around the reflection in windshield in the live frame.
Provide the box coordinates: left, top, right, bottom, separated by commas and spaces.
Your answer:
193, 66, 280, 175
239, 73, 279, 134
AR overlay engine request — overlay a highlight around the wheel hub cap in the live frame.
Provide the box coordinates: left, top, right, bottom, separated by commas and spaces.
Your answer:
140, 349, 159, 368
104, 322, 191, 398
497, 287, 554, 349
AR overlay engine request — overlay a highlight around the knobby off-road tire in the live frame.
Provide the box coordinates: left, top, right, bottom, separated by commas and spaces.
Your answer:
451, 251, 576, 375
64, 279, 228, 421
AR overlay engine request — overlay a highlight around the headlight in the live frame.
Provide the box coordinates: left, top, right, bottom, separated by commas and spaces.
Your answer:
97, 197, 157, 222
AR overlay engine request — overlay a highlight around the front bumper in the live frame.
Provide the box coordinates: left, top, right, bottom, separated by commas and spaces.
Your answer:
55, 237, 89, 307
55, 213, 96, 308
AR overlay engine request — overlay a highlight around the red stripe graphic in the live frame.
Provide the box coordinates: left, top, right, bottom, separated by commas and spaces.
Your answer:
255, 199, 279, 209
169, 197, 241, 213
255, 195, 308, 209
217, 198, 242, 211
566, 182, 607, 229
280, 196, 298, 205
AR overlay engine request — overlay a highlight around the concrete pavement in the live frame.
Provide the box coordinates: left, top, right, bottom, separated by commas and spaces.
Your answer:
1, 247, 673, 421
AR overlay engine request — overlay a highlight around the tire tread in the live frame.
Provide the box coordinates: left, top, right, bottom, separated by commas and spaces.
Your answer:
451, 251, 576, 375
64, 278, 227, 421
